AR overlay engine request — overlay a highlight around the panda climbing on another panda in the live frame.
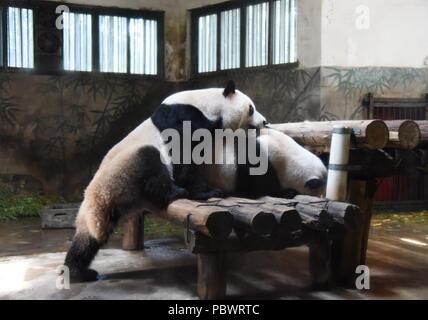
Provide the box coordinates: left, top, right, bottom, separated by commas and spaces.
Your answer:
205, 128, 328, 198
64, 81, 268, 282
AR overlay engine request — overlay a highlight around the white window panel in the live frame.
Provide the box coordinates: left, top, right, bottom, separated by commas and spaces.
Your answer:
220, 8, 240, 70
99, 15, 127, 73
198, 14, 217, 73
273, 0, 297, 64
130, 18, 157, 75
63, 12, 92, 72
7, 7, 34, 68
245, 2, 269, 67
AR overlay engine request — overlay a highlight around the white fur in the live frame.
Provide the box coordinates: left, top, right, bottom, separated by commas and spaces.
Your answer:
206, 129, 327, 196
258, 129, 327, 196
163, 88, 266, 130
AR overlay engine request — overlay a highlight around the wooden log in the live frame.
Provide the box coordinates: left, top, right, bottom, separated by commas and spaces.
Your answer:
384, 120, 421, 149
308, 233, 332, 289
296, 203, 334, 230
259, 203, 301, 233
215, 198, 277, 236
122, 214, 144, 250
329, 180, 376, 287
186, 230, 298, 254
415, 120, 428, 147
231, 196, 301, 233
258, 196, 333, 230
197, 253, 227, 300
271, 120, 389, 150
294, 195, 362, 230
161, 199, 233, 240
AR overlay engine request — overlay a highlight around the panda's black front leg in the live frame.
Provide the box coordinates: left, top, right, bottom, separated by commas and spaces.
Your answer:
174, 164, 224, 200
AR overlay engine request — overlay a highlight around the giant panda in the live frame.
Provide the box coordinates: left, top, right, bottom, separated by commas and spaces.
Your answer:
64, 81, 268, 282
206, 128, 327, 198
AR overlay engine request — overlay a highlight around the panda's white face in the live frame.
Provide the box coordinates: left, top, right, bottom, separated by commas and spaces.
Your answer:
259, 129, 328, 196
162, 81, 267, 130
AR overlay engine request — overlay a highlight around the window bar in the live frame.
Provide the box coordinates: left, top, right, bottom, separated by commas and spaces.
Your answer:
153, 20, 158, 74
1, 9, 6, 66
240, 5, 246, 68
92, 13, 99, 72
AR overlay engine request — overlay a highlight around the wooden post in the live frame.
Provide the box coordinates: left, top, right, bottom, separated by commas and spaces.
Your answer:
329, 179, 376, 287
354, 179, 377, 264
308, 234, 332, 289
122, 214, 145, 250
197, 253, 227, 300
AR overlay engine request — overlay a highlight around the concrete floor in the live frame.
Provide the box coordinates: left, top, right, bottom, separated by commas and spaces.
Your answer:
0, 214, 428, 300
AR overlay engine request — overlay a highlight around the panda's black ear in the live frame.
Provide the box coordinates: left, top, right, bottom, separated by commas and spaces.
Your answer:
223, 80, 236, 98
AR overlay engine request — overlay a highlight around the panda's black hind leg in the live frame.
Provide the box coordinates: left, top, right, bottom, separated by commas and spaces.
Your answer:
64, 232, 101, 283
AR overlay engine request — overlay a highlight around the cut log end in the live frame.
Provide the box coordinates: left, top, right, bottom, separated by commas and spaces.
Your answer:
398, 120, 421, 150
366, 120, 389, 149
204, 211, 234, 239
278, 209, 301, 232
251, 212, 277, 236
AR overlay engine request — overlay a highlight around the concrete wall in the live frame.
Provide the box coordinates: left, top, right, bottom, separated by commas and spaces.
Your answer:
321, 0, 428, 68
320, 0, 428, 120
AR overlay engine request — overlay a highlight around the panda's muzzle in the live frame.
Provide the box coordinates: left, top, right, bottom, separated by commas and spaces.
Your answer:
305, 177, 326, 190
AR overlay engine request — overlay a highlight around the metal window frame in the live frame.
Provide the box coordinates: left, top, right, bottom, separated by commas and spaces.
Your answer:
1, 2, 35, 70
60, 3, 164, 77
190, 0, 298, 76
0, 0, 164, 78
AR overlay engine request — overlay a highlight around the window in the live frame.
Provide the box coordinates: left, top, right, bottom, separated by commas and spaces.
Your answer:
192, 0, 298, 74
220, 9, 240, 70
99, 15, 127, 73
246, 2, 269, 67
7, 7, 34, 68
272, 0, 297, 64
130, 18, 158, 75
198, 14, 217, 73
61, 5, 161, 75
63, 12, 92, 72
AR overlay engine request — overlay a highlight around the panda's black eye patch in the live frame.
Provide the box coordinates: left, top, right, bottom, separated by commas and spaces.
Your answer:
249, 105, 254, 116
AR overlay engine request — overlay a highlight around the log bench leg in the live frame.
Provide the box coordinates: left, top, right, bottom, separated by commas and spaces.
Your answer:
330, 179, 376, 287
197, 252, 227, 300
122, 214, 145, 250
308, 235, 332, 289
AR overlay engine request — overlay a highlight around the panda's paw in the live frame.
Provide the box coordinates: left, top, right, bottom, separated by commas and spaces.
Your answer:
190, 188, 224, 200
168, 186, 190, 202
70, 268, 99, 283
205, 188, 224, 199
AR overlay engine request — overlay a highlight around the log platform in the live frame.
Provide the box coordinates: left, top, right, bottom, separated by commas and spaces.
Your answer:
122, 196, 362, 299
121, 119, 428, 299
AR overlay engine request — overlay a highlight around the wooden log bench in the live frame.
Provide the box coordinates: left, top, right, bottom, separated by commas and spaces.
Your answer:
122, 196, 362, 299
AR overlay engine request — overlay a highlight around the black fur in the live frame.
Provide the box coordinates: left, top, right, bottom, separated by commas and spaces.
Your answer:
64, 146, 188, 283
151, 103, 224, 199
64, 232, 101, 283
151, 103, 223, 133
234, 139, 298, 199
223, 80, 236, 97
